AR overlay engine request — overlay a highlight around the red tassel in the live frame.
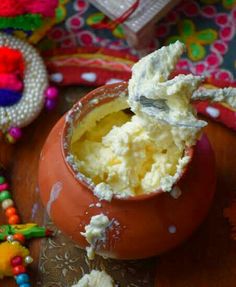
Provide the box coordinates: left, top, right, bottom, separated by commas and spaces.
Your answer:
0, 47, 24, 76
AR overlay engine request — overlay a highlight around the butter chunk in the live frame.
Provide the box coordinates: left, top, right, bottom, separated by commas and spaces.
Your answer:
94, 183, 113, 202
71, 42, 206, 198
71, 270, 114, 287
81, 214, 111, 260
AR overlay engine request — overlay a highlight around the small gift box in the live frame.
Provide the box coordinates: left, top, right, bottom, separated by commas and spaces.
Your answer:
87, 0, 181, 49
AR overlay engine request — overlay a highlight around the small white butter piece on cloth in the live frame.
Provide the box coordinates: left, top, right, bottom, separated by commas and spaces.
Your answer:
71, 270, 115, 287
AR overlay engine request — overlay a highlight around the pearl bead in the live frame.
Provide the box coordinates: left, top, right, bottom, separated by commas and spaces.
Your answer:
13, 233, 25, 244
24, 256, 33, 264
13, 265, 26, 275
45, 86, 58, 99
7, 235, 14, 242
8, 214, 20, 224
0, 190, 11, 202
19, 283, 31, 287
5, 206, 17, 217
0, 182, 9, 191
45, 98, 56, 110
2, 198, 14, 209
5, 133, 16, 144
9, 127, 22, 140
50, 73, 63, 83
16, 273, 30, 284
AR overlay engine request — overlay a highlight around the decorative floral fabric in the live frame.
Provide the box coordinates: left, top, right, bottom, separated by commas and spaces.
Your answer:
39, 0, 236, 83
37, 220, 155, 287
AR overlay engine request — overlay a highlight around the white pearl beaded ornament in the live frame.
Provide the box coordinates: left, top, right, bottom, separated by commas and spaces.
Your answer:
0, 33, 58, 143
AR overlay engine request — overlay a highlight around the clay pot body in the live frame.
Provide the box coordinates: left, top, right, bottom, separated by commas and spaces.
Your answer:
38, 82, 216, 260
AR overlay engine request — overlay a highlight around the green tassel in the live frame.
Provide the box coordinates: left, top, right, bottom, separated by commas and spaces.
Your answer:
0, 14, 43, 31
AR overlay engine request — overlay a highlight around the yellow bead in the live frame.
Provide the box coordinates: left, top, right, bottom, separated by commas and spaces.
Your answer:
2, 198, 14, 210
5, 134, 16, 144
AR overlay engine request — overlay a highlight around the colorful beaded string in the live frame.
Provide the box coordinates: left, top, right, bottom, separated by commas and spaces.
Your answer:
0, 173, 51, 286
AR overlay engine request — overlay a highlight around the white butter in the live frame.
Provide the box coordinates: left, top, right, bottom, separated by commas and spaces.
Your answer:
81, 214, 111, 260
128, 41, 205, 128
71, 270, 114, 287
94, 183, 113, 202
192, 87, 236, 109
71, 41, 206, 198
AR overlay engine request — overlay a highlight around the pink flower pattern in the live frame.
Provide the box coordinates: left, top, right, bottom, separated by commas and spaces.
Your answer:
40, 0, 236, 83
166, 3, 236, 83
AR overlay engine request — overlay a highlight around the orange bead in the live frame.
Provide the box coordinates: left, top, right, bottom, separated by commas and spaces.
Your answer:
13, 265, 26, 275
5, 207, 17, 217
13, 233, 25, 244
8, 214, 20, 224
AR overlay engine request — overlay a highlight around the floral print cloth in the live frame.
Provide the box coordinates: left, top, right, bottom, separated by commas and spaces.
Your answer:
39, 0, 236, 83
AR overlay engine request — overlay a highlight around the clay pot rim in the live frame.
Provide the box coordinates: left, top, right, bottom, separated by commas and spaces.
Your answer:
61, 82, 194, 202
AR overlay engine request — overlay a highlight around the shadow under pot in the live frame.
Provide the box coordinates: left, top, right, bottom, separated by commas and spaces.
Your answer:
38, 82, 216, 260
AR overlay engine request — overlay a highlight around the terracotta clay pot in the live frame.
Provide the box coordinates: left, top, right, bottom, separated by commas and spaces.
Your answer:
38, 82, 216, 260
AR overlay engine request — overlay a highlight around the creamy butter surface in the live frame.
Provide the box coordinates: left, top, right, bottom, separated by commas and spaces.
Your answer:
70, 41, 206, 199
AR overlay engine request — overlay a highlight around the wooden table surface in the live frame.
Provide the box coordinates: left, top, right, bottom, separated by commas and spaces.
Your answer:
1, 86, 236, 287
